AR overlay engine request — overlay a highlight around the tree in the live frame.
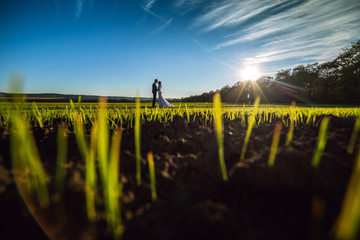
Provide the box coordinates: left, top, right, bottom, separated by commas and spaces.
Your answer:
182, 40, 360, 104
333, 41, 360, 103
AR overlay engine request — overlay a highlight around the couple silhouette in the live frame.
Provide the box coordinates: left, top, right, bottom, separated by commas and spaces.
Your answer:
152, 79, 172, 107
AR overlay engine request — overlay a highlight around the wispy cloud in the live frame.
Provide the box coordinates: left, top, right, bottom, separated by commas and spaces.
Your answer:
141, 0, 165, 21
149, 18, 173, 36
74, 0, 86, 20
174, 0, 202, 15
211, 57, 241, 71
141, 0, 174, 35
191, 0, 287, 33
142, 0, 156, 11
191, 0, 360, 68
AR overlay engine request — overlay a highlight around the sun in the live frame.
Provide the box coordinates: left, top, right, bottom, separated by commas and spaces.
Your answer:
241, 66, 260, 82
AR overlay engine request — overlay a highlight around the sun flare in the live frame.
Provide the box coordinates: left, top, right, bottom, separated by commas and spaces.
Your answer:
241, 66, 260, 81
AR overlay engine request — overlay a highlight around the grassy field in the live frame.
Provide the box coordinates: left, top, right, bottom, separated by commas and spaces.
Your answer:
1, 100, 359, 129
1, 99, 360, 239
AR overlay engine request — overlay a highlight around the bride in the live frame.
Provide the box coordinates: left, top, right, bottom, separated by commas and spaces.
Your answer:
158, 81, 172, 107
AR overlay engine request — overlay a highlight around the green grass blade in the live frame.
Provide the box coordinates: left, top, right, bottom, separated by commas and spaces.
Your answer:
213, 93, 228, 181
285, 121, 294, 147
335, 140, 360, 239
11, 116, 50, 208
135, 91, 142, 186
78, 95, 81, 109
74, 113, 88, 161
85, 120, 98, 221
285, 101, 296, 147
147, 151, 157, 200
32, 102, 43, 128
98, 97, 109, 185
240, 96, 260, 161
107, 128, 123, 240
268, 121, 282, 167
241, 103, 246, 127
312, 117, 330, 168
347, 117, 360, 154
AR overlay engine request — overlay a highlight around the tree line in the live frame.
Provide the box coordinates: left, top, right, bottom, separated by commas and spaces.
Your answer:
182, 40, 360, 104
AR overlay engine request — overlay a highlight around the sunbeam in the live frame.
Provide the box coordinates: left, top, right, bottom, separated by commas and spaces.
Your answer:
251, 81, 269, 103
272, 79, 313, 104
234, 81, 248, 103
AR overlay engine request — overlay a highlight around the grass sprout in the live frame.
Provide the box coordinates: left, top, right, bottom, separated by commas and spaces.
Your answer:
86, 120, 98, 221
10, 115, 50, 208
74, 112, 98, 221
240, 97, 260, 161
285, 101, 296, 147
135, 91, 142, 186
347, 117, 360, 154
107, 128, 123, 240
98, 97, 109, 190
241, 103, 246, 127
213, 93, 228, 181
334, 140, 360, 239
32, 102, 43, 128
147, 151, 157, 201
312, 117, 330, 168
74, 113, 88, 162
268, 121, 282, 167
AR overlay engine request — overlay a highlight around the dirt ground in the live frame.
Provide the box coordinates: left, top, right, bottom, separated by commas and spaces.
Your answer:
0, 115, 358, 240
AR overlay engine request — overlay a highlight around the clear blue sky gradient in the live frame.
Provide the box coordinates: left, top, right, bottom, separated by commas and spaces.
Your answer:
1, 0, 359, 98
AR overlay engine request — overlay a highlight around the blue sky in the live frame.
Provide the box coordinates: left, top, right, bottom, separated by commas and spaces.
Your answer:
1, 0, 359, 98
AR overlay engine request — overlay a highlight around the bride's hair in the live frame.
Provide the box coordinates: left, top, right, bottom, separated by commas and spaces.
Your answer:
159, 81, 162, 86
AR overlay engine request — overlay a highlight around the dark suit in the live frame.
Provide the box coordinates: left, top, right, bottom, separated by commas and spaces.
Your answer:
152, 82, 157, 107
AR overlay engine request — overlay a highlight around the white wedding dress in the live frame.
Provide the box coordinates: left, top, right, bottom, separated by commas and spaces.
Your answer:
158, 86, 172, 107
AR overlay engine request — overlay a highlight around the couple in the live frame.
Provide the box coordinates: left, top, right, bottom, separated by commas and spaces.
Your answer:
152, 79, 173, 107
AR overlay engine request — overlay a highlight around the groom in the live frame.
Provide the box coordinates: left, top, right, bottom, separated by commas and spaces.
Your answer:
152, 79, 158, 107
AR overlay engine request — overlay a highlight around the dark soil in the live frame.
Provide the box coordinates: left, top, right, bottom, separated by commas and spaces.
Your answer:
0, 115, 358, 240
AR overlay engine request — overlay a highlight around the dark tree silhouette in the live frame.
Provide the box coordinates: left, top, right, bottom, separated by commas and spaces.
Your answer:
182, 40, 360, 104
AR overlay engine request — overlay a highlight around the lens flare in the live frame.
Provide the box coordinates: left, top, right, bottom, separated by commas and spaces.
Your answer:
241, 66, 260, 81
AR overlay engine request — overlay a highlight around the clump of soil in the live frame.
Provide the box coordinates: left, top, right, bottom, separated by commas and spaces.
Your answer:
0, 115, 358, 240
